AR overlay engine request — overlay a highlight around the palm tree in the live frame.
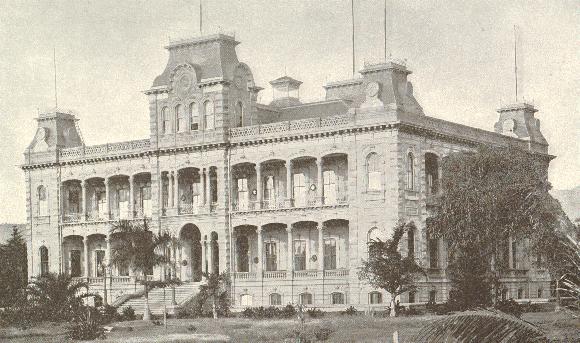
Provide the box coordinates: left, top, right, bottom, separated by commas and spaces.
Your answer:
109, 219, 170, 320
198, 271, 231, 319
27, 273, 91, 321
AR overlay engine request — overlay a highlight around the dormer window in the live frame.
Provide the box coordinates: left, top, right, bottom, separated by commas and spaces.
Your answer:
176, 104, 186, 132
204, 100, 215, 130
189, 102, 199, 131
161, 107, 171, 134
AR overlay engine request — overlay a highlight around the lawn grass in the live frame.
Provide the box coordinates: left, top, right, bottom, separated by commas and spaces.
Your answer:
1, 311, 578, 342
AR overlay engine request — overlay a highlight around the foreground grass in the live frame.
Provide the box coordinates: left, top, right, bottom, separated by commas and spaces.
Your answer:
1, 311, 578, 342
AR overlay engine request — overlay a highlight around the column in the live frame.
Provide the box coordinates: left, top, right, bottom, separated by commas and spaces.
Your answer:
81, 180, 87, 221
257, 226, 263, 276
195, 169, 201, 211
201, 240, 207, 274
129, 175, 134, 218
317, 158, 323, 205
178, 246, 183, 280
202, 168, 207, 206
208, 239, 214, 274
318, 225, 324, 270
256, 163, 262, 209
105, 238, 111, 270
205, 168, 211, 208
174, 170, 180, 209
287, 225, 293, 272
168, 172, 174, 208
104, 177, 110, 220
286, 161, 292, 206
83, 237, 89, 277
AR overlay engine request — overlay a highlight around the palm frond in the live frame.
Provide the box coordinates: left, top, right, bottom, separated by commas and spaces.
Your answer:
412, 309, 548, 343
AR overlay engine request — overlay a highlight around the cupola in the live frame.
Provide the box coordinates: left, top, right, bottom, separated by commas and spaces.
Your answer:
269, 76, 302, 107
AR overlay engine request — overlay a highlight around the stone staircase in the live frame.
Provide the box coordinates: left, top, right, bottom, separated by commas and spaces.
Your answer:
119, 281, 202, 316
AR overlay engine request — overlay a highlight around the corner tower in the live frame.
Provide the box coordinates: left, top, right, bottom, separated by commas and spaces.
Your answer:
145, 33, 261, 147
494, 103, 548, 153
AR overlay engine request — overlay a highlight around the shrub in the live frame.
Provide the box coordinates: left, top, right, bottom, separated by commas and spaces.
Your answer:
281, 304, 297, 318
187, 325, 197, 332
121, 306, 136, 321
242, 307, 255, 318
494, 299, 523, 318
309, 324, 334, 341
66, 314, 105, 340
342, 306, 358, 316
98, 305, 119, 324
306, 307, 324, 318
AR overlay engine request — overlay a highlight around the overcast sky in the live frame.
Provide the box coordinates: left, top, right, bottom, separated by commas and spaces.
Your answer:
0, 0, 578, 223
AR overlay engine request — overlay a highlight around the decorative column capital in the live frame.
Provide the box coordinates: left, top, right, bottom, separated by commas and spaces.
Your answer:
286, 225, 293, 233
104, 177, 110, 186
81, 179, 87, 187
317, 225, 325, 231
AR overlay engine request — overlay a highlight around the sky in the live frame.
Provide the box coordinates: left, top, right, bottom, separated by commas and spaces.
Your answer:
0, 0, 578, 223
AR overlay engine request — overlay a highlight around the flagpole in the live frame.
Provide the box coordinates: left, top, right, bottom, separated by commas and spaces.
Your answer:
384, 0, 387, 61
351, 0, 355, 76
200, 0, 203, 34
513, 25, 518, 102
53, 48, 58, 109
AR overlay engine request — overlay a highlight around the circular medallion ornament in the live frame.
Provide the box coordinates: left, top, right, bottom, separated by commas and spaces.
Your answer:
365, 81, 380, 98
171, 65, 197, 100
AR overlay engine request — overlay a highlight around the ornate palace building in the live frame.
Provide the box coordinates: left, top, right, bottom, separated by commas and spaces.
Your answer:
22, 33, 552, 312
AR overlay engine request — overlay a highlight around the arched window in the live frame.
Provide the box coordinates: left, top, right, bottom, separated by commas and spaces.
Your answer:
517, 288, 524, 299
204, 100, 215, 130
429, 290, 437, 303
369, 291, 382, 304
366, 153, 381, 191
236, 235, 249, 272
331, 292, 345, 305
37, 185, 48, 216
40, 246, 49, 276
189, 102, 199, 130
161, 107, 171, 134
299, 292, 313, 305
367, 227, 380, 243
270, 293, 282, 306
235, 101, 243, 127
537, 288, 543, 298
407, 228, 415, 258
408, 290, 416, 303
427, 232, 439, 269
175, 104, 185, 132
407, 152, 415, 190
425, 153, 439, 195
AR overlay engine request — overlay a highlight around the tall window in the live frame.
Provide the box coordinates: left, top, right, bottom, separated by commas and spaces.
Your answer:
369, 291, 382, 304
408, 291, 416, 303
407, 152, 415, 190
265, 241, 277, 271
429, 290, 437, 303
293, 173, 306, 206
117, 188, 129, 219
140, 185, 152, 217
95, 250, 105, 277
293, 239, 307, 271
70, 250, 81, 277
237, 178, 248, 210
366, 153, 381, 190
511, 239, 518, 269
407, 229, 415, 258
264, 176, 276, 205
204, 100, 215, 130
331, 292, 345, 305
161, 107, 170, 134
428, 234, 439, 269
236, 235, 249, 272
323, 170, 337, 204
235, 101, 243, 127
240, 294, 252, 306
68, 187, 80, 214
97, 190, 107, 219
176, 104, 185, 132
40, 246, 49, 276
425, 153, 439, 195
270, 293, 282, 306
299, 292, 313, 305
324, 238, 337, 270
162, 178, 169, 209
37, 185, 48, 216
189, 102, 199, 130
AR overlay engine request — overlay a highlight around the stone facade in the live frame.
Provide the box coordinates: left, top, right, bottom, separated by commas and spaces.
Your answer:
22, 33, 552, 310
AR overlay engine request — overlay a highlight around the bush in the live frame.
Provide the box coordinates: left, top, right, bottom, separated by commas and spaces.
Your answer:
306, 307, 324, 318
309, 324, 334, 341
242, 305, 300, 319
121, 306, 136, 321
494, 299, 523, 318
341, 306, 358, 316
66, 314, 105, 340
98, 305, 119, 324
281, 304, 296, 318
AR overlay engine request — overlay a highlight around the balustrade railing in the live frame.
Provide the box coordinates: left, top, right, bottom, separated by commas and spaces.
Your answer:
179, 203, 201, 215
63, 212, 83, 223
263, 270, 288, 279
293, 270, 321, 278
59, 139, 150, 160
231, 193, 348, 213
233, 272, 257, 280
86, 211, 107, 222
324, 269, 349, 278
134, 207, 152, 218
210, 202, 218, 213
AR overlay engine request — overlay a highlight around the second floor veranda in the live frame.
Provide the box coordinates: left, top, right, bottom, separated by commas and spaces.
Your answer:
231, 153, 349, 213
61, 173, 152, 224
